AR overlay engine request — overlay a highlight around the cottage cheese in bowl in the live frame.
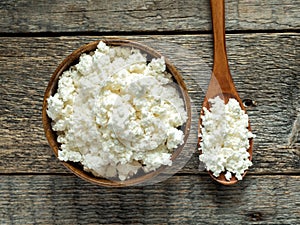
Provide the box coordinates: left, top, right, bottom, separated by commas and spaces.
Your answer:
46, 41, 189, 182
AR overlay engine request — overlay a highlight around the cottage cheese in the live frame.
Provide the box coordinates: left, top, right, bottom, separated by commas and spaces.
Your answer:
47, 41, 187, 181
199, 96, 254, 180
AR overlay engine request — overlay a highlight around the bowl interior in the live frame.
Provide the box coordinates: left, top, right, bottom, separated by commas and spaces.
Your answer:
42, 39, 191, 187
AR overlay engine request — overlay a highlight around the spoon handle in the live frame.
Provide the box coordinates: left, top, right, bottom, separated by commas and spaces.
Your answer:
210, 0, 236, 94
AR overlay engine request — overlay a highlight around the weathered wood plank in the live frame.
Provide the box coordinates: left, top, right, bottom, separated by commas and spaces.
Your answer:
0, 34, 299, 174
0, 174, 299, 224
0, 0, 299, 33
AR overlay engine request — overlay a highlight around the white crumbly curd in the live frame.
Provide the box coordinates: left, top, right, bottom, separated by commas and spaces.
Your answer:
47, 41, 187, 181
199, 96, 254, 181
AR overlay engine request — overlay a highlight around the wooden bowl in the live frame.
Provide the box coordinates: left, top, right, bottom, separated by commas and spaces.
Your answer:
42, 38, 191, 187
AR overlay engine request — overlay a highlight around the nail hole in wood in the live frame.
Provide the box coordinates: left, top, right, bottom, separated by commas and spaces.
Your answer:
243, 99, 257, 108
248, 212, 263, 221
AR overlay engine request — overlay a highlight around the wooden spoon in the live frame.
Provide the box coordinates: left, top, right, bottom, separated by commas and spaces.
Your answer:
198, 0, 253, 185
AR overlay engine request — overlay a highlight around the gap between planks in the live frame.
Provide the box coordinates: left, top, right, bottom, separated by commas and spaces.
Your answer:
0, 29, 299, 38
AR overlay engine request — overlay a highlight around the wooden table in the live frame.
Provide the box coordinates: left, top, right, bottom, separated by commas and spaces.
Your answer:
1, 0, 299, 224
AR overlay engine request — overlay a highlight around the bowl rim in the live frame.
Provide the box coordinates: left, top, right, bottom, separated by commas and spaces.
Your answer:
42, 38, 192, 187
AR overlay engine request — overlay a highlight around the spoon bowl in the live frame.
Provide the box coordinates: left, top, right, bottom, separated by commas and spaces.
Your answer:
198, 0, 253, 185
201, 92, 253, 185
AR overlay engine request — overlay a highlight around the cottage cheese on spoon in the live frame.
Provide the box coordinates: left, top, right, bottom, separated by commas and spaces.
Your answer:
47, 41, 187, 181
199, 96, 254, 181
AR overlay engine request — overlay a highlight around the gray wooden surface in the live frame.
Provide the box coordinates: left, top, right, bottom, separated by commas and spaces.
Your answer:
0, 0, 299, 224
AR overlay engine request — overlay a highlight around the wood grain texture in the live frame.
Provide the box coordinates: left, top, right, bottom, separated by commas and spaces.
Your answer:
0, 34, 299, 174
1, 1, 299, 224
0, 0, 299, 33
0, 175, 299, 224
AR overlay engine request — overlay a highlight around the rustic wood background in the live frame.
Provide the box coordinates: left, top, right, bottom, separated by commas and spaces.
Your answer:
0, 0, 299, 224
